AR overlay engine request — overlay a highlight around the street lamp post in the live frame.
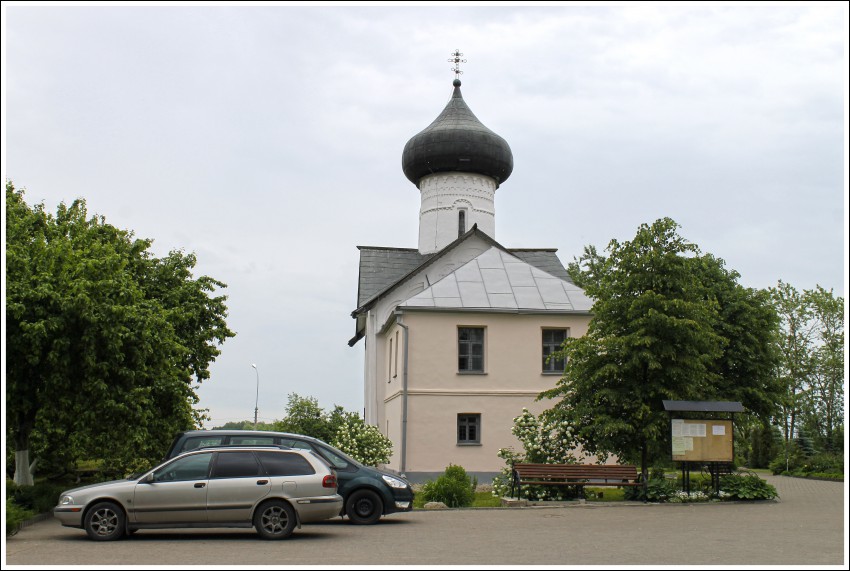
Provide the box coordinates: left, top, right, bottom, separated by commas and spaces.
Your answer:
251, 364, 260, 429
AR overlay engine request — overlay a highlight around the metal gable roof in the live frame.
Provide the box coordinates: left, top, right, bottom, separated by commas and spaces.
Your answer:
400, 247, 592, 312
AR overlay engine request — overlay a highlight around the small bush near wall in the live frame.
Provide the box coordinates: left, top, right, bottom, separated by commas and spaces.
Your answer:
420, 464, 476, 508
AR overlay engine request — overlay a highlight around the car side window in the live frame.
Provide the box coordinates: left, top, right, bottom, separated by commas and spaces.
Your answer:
315, 446, 350, 470
181, 436, 225, 454
256, 452, 316, 476
279, 438, 315, 452
211, 451, 262, 478
153, 453, 213, 482
229, 436, 275, 446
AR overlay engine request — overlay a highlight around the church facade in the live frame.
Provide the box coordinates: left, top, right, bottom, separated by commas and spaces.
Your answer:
350, 74, 592, 482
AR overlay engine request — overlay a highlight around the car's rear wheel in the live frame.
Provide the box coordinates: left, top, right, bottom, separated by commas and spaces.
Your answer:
254, 500, 296, 539
84, 501, 125, 541
345, 489, 383, 525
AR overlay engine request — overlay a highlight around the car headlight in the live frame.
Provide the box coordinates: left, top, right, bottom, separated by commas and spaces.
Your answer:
381, 474, 408, 489
60, 495, 74, 505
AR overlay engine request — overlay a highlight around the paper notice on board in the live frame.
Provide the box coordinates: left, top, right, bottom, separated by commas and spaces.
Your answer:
712, 425, 726, 436
686, 423, 707, 437
685, 437, 694, 451
672, 419, 684, 437
672, 436, 686, 455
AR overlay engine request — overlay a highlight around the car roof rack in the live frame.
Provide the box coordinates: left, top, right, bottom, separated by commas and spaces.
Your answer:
191, 444, 294, 452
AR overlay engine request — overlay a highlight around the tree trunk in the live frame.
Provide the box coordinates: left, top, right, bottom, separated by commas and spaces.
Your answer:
14, 450, 34, 486
13, 423, 35, 486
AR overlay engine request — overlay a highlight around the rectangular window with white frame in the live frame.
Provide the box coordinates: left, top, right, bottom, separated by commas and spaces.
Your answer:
458, 327, 485, 373
457, 413, 481, 445
542, 328, 568, 373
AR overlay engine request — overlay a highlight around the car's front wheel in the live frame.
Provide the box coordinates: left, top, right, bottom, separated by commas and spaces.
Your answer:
254, 500, 297, 539
84, 501, 126, 541
345, 489, 383, 525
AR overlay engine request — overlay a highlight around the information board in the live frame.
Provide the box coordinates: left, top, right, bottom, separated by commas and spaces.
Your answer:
670, 418, 733, 462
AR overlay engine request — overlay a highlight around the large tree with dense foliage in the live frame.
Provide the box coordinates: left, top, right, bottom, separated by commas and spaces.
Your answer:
6, 182, 235, 483
540, 218, 782, 479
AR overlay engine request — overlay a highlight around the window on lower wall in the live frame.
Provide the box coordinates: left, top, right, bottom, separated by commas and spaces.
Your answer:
542, 328, 568, 373
458, 327, 484, 372
457, 414, 481, 445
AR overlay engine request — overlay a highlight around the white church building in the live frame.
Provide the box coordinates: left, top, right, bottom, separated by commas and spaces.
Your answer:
349, 71, 593, 482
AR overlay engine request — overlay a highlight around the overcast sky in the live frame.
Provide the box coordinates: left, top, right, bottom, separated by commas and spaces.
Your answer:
3, 3, 847, 428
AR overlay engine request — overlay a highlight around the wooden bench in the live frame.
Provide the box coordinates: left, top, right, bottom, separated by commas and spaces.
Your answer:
511, 463, 642, 499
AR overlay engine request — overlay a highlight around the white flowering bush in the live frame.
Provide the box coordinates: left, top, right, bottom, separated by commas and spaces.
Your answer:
491, 408, 579, 501
331, 413, 393, 467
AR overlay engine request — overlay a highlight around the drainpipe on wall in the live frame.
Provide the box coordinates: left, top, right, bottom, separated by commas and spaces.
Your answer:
395, 310, 409, 477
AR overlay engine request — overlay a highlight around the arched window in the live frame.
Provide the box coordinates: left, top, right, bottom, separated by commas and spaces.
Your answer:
458, 210, 466, 237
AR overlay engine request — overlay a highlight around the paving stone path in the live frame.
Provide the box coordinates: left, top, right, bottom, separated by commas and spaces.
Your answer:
4, 474, 846, 566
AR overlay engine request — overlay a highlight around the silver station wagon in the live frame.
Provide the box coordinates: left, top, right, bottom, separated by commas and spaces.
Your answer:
53, 446, 343, 540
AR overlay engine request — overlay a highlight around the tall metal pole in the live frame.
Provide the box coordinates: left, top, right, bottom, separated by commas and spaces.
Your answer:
252, 364, 259, 429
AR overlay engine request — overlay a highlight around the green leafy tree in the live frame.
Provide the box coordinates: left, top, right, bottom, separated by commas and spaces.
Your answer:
770, 283, 844, 456
274, 394, 338, 442
770, 281, 817, 450
804, 286, 844, 453
5, 183, 235, 483
212, 421, 277, 430
541, 218, 781, 480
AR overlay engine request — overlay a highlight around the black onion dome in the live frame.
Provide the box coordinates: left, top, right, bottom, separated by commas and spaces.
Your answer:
402, 79, 513, 187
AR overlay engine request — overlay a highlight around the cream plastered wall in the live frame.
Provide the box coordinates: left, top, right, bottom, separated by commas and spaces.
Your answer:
382, 310, 592, 474
361, 234, 495, 425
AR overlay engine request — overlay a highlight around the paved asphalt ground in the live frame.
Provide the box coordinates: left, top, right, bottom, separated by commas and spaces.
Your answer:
4, 474, 847, 567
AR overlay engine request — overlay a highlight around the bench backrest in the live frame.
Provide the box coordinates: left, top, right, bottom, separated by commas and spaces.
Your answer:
513, 463, 638, 480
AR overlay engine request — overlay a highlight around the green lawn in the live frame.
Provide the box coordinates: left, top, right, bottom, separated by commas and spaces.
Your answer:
584, 487, 625, 501
413, 491, 504, 509
472, 491, 503, 507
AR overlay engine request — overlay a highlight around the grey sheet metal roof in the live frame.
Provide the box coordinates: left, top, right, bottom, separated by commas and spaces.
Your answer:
509, 249, 573, 283
355, 227, 577, 310
355, 247, 573, 308
662, 400, 745, 413
401, 247, 592, 312
355, 247, 432, 307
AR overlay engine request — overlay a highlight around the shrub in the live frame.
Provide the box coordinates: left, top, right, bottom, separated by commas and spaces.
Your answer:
6, 497, 34, 537
769, 441, 808, 475
10, 481, 68, 513
720, 473, 778, 500
624, 477, 679, 502
805, 472, 843, 480
803, 452, 843, 474
420, 464, 476, 508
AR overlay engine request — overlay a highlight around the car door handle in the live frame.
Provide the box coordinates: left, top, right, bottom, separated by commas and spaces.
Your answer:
257, 480, 269, 485
194, 482, 206, 488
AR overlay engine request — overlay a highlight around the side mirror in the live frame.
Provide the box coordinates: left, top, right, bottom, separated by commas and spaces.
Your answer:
141, 473, 155, 484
